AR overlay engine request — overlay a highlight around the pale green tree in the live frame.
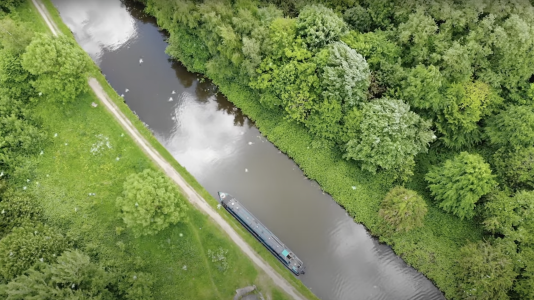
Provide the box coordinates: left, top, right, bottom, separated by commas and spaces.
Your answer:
425, 152, 496, 219
116, 169, 188, 237
344, 98, 434, 174
21, 34, 89, 104
379, 186, 428, 234
296, 4, 346, 50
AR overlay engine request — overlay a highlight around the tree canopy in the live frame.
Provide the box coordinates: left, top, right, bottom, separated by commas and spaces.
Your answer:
379, 186, 427, 234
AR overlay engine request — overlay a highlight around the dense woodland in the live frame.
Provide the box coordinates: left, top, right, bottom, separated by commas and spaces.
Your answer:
136, 0, 534, 299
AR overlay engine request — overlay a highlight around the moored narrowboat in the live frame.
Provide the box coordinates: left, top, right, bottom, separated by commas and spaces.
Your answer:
217, 192, 305, 276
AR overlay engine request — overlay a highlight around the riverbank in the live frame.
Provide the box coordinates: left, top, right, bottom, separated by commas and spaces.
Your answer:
3, 1, 318, 299
136, 1, 487, 298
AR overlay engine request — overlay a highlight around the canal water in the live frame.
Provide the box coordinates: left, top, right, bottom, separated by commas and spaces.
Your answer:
49, 1, 445, 299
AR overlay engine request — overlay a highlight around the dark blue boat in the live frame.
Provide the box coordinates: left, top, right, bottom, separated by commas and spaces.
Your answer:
217, 192, 305, 275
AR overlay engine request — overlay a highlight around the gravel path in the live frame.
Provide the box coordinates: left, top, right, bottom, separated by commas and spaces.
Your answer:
32, 1, 306, 298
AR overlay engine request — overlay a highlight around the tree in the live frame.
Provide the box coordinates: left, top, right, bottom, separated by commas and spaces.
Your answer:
401, 64, 445, 111
486, 105, 534, 150
116, 169, 188, 237
457, 239, 518, 300
0, 191, 41, 237
0, 223, 68, 280
493, 147, 534, 190
425, 152, 496, 219
296, 4, 346, 50
21, 34, 89, 104
3, 250, 114, 300
0, 18, 34, 54
483, 190, 534, 244
344, 98, 435, 174
436, 81, 501, 149
379, 186, 427, 234
317, 41, 370, 108
0, 50, 35, 100
0, 0, 24, 13
514, 247, 534, 300
343, 5, 371, 32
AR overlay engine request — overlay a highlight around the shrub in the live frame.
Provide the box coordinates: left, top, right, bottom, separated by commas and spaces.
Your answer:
0, 223, 68, 280
425, 152, 496, 219
116, 169, 188, 237
0, 191, 41, 237
379, 186, 427, 233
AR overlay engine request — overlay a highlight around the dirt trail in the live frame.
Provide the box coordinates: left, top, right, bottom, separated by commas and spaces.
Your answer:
32, 1, 306, 299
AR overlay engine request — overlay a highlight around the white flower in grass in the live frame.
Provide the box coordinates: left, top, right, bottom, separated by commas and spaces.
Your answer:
182, 265, 187, 270
23, 186, 27, 190
54, 133, 58, 138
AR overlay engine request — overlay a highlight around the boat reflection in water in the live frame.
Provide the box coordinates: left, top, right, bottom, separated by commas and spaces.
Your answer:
218, 192, 305, 276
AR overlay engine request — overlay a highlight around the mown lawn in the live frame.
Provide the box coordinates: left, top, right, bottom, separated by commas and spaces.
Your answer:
10, 1, 300, 299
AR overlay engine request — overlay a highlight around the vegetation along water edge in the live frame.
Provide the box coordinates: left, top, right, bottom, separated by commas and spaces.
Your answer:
0, 1, 320, 299
133, 0, 534, 299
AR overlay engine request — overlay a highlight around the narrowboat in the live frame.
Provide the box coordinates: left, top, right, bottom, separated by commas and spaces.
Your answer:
217, 192, 305, 275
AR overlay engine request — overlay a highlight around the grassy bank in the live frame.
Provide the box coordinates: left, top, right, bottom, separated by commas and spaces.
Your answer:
0, 1, 322, 299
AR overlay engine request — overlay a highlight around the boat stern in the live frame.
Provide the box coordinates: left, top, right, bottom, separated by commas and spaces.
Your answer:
217, 191, 228, 204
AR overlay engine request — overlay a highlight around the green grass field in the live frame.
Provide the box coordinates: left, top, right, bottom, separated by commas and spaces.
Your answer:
2, 1, 325, 299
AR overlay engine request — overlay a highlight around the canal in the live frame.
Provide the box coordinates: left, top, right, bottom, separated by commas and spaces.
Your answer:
49, 1, 445, 299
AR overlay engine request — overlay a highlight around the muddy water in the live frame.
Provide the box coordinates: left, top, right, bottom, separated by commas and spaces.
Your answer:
49, 1, 445, 299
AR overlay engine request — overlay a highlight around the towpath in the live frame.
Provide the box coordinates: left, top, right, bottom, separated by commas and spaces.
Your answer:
32, 1, 306, 299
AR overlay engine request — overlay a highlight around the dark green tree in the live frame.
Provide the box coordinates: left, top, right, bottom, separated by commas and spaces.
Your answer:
514, 247, 534, 300
379, 186, 428, 234
343, 5, 371, 32
116, 169, 188, 237
21, 34, 89, 104
0, 223, 68, 280
486, 105, 534, 150
457, 239, 518, 300
425, 152, 496, 219
493, 147, 534, 190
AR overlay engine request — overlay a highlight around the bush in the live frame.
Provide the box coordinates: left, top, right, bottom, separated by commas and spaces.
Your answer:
0, 191, 41, 237
21, 34, 89, 104
0, 223, 68, 280
116, 169, 188, 237
457, 239, 518, 300
425, 152, 496, 219
378, 186, 427, 233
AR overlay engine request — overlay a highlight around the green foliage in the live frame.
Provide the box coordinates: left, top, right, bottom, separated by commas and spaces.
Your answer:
343, 5, 371, 32
296, 4, 346, 49
317, 41, 370, 107
486, 105, 534, 150
0, 223, 68, 280
118, 272, 154, 300
379, 186, 427, 233
401, 64, 444, 111
0, 50, 35, 100
344, 98, 434, 174
0, 191, 41, 237
493, 147, 534, 190
425, 152, 496, 219
3, 250, 114, 300
116, 169, 188, 237
457, 239, 519, 300
483, 190, 534, 245
0, 18, 34, 54
515, 247, 534, 299
21, 34, 89, 104
0, 96, 46, 174
436, 81, 501, 149
0, 0, 24, 14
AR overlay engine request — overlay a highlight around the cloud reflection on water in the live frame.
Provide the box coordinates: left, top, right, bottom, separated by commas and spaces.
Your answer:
54, 0, 137, 64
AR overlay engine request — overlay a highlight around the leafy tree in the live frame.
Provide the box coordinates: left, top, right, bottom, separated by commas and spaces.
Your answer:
396, 10, 438, 66
436, 81, 501, 149
118, 272, 154, 300
21, 34, 89, 104
116, 169, 188, 237
296, 4, 346, 50
483, 190, 534, 244
401, 64, 445, 111
425, 152, 496, 219
344, 98, 434, 174
486, 105, 534, 150
0, 191, 41, 237
0, 50, 35, 100
379, 186, 427, 234
514, 247, 534, 300
3, 250, 114, 300
0, 96, 46, 175
343, 5, 371, 32
493, 147, 534, 190
317, 41, 370, 108
0, 0, 24, 14
457, 239, 518, 300
0, 223, 68, 280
